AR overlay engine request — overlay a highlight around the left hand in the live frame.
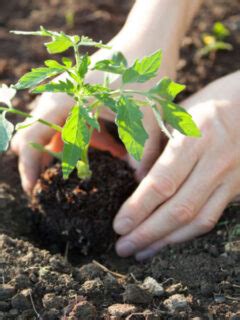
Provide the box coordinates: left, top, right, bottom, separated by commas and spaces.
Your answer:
113, 71, 240, 260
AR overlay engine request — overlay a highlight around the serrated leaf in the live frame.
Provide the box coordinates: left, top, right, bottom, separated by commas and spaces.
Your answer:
0, 113, 14, 151
160, 100, 201, 137
78, 54, 90, 78
0, 84, 16, 107
93, 52, 128, 74
62, 57, 72, 68
44, 60, 65, 69
45, 33, 73, 54
80, 107, 100, 130
62, 104, 90, 179
123, 50, 162, 84
15, 67, 64, 90
94, 93, 117, 112
149, 78, 185, 101
78, 36, 111, 49
12, 27, 78, 54
116, 96, 148, 161
32, 79, 75, 94
112, 52, 128, 67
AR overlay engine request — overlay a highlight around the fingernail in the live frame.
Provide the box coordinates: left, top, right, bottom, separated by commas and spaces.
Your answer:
116, 241, 136, 257
135, 248, 156, 261
114, 217, 133, 235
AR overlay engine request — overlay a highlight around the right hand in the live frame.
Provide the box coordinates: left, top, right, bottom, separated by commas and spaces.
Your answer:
11, 92, 128, 194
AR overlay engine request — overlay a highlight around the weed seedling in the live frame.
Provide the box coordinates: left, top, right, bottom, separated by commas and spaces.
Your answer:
0, 27, 201, 180
199, 21, 233, 57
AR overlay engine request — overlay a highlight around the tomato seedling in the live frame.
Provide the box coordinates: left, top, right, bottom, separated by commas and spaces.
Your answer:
199, 22, 233, 57
0, 27, 200, 179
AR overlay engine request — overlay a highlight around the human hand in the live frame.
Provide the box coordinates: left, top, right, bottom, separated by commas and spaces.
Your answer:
11, 90, 130, 194
114, 71, 240, 260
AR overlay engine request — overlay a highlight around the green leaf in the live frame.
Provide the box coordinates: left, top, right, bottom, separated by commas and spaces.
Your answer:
44, 60, 65, 69
32, 79, 75, 94
80, 107, 100, 130
160, 100, 201, 137
62, 104, 90, 179
149, 77, 185, 101
116, 96, 148, 161
11, 27, 77, 54
15, 67, 64, 90
62, 57, 72, 68
123, 50, 162, 84
112, 52, 128, 67
94, 93, 117, 112
151, 104, 172, 139
78, 36, 111, 49
45, 33, 73, 54
78, 54, 91, 78
199, 41, 233, 57
213, 22, 230, 40
0, 113, 14, 152
93, 51, 128, 74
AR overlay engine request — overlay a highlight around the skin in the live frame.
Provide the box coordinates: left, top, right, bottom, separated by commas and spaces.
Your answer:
114, 71, 240, 260
12, 0, 240, 260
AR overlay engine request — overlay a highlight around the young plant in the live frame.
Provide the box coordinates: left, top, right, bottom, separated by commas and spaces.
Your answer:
199, 21, 233, 57
0, 27, 201, 180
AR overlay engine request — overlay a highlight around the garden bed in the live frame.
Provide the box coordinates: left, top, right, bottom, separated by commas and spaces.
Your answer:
0, 0, 240, 319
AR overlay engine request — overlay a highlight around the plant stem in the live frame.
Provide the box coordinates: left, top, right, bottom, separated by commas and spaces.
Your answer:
0, 107, 62, 132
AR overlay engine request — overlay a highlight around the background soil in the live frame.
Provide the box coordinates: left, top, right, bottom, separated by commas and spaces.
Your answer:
0, 0, 240, 319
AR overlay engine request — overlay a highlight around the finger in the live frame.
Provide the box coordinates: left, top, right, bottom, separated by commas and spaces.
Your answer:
113, 134, 201, 236
115, 152, 223, 257
90, 119, 126, 158
135, 184, 231, 260
18, 145, 43, 194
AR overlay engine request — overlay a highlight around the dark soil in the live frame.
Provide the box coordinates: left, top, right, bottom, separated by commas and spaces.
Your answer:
31, 148, 137, 255
0, 0, 240, 319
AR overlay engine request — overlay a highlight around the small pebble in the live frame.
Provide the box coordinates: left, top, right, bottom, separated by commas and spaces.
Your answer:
68, 301, 96, 320
42, 293, 66, 309
142, 277, 164, 297
163, 294, 189, 314
0, 285, 15, 300
108, 303, 137, 317
75, 263, 104, 282
230, 314, 240, 320
123, 284, 152, 304
11, 292, 31, 310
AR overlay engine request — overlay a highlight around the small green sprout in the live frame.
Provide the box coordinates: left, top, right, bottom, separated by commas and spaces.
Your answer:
199, 22, 233, 57
0, 27, 201, 180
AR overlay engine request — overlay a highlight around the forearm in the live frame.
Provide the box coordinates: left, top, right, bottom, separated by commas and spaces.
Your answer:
44, 0, 203, 108
90, 0, 203, 84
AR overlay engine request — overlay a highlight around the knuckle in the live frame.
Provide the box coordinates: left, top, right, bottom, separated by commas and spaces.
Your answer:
214, 153, 236, 177
198, 217, 217, 233
133, 226, 155, 247
127, 199, 148, 218
169, 202, 194, 225
148, 175, 176, 199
